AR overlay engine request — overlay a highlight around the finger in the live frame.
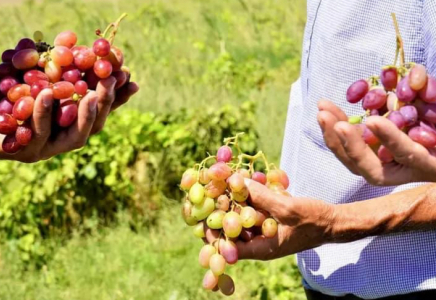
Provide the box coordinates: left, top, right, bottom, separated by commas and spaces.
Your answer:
43, 92, 98, 156
318, 99, 348, 121
28, 89, 54, 152
236, 235, 279, 261
244, 179, 289, 216
318, 110, 359, 174
110, 82, 139, 112
92, 76, 117, 134
334, 121, 385, 185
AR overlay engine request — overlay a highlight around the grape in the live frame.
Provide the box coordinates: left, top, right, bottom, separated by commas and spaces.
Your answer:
399, 105, 418, 126
240, 227, 255, 241
255, 210, 268, 227
396, 76, 417, 103
348, 116, 363, 124
408, 126, 436, 148
362, 88, 387, 110
94, 60, 113, 79
0, 113, 18, 134
218, 274, 235, 296
54, 31, 77, 48
102, 46, 124, 71
240, 206, 257, 228
419, 75, 436, 103
205, 226, 221, 243
2, 135, 22, 153
30, 80, 50, 99
15, 38, 36, 51
12, 49, 39, 70
12, 96, 34, 121
278, 170, 290, 189
15, 123, 32, 146
387, 111, 406, 129
74, 47, 97, 71
23, 70, 49, 85
45, 61, 62, 83
420, 121, 436, 136
252, 171, 267, 185
51, 46, 74, 67
370, 109, 380, 116
237, 169, 251, 178
33, 31, 43, 42
222, 211, 242, 238
74, 80, 88, 96
378, 145, 394, 163
209, 254, 226, 276
0, 98, 13, 114
84, 69, 100, 90
182, 200, 197, 226
112, 70, 127, 89
357, 124, 379, 146
218, 239, 238, 264
93, 38, 111, 57
189, 182, 205, 205
193, 222, 205, 238
0, 62, 16, 77
202, 270, 219, 290
231, 186, 249, 203
199, 168, 211, 185
2, 49, 16, 62
267, 169, 289, 189
7, 84, 31, 102
62, 68, 82, 83
0, 76, 19, 95
409, 64, 427, 91
262, 218, 278, 238
216, 195, 230, 211
346, 79, 369, 103
180, 168, 198, 191
53, 81, 75, 99
228, 173, 245, 192
205, 180, 227, 198
208, 162, 232, 181
207, 210, 225, 229
380, 67, 398, 91
199, 244, 216, 268
386, 92, 404, 111
38, 56, 47, 68
217, 145, 232, 162
56, 100, 78, 127
191, 197, 215, 221
419, 103, 436, 123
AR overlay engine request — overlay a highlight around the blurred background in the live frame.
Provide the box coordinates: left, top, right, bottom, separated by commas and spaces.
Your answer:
0, 0, 306, 299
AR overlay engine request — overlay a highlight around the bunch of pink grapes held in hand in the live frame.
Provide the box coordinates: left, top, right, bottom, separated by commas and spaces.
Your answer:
0, 14, 130, 153
180, 133, 290, 296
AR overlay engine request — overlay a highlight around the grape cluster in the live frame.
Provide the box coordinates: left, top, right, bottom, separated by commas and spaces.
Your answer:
0, 14, 129, 154
180, 134, 290, 296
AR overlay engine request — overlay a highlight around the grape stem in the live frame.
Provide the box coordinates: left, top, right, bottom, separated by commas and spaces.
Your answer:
392, 13, 405, 67
196, 155, 217, 181
224, 132, 245, 154
236, 151, 270, 173
102, 13, 128, 45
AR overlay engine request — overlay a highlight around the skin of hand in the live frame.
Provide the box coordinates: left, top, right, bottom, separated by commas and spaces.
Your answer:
0, 77, 138, 163
317, 99, 436, 186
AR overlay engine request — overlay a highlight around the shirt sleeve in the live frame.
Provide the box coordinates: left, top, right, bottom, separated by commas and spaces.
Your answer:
423, 0, 436, 76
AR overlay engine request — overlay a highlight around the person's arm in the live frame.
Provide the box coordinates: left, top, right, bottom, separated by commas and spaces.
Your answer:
0, 77, 138, 163
236, 179, 436, 260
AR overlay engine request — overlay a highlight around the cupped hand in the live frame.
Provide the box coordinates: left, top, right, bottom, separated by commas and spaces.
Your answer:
0, 77, 138, 163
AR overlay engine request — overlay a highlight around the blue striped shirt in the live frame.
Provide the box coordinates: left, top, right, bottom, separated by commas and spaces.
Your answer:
280, 1, 436, 298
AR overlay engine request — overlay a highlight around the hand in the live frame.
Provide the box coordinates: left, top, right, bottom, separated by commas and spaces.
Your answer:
236, 179, 334, 261
0, 77, 139, 163
317, 99, 436, 186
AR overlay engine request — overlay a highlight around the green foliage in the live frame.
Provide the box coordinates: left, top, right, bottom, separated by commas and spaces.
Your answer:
0, 102, 258, 264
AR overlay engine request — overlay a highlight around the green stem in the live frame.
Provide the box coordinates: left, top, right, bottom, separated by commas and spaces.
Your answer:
392, 13, 405, 67
102, 13, 128, 44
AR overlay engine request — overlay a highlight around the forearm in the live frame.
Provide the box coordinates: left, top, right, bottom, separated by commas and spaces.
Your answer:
331, 184, 436, 242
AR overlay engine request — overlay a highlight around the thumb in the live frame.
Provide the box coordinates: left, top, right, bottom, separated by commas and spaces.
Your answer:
244, 178, 288, 213
236, 235, 279, 261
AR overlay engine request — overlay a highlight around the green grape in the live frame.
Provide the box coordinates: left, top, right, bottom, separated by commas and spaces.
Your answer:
193, 222, 205, 238
189, 182, 205, 205
216, 195, 230, 211
240, 206, 257, 228
199, 244, 216, 268
228, 173, 245, 192
223, 211, 242, 238
206, 210, 225, 229
231, 186, 248, 203
262, 218, 278, 238
192, 197, 215, 221
181, 201, 197, 226
33, 31, 44, 42
209, 254, 226, 276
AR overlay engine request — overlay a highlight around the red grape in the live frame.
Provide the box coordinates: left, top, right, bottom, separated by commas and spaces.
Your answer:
62, 68, 82, 83
2, 135, 22, 153
45, 61, 62, 83
12, 96, 34, 121
396, 76, 417, 103
408, 126, 436, 148
217, 145, 233, 163
74, 47, 97, 71
0, 76, 19, 94
93, 38, 111, 57
362, 88, 387, 110
15, 123, 32, 146
387, 111, 406, 129
54, 31, 77, 48
0, 113, 18, 134
56, 100, 78, 127
30, 80, 50, 99
399, 105, 418, 126
93, 60, 113, 79
252, 171, 267, 185
419, 75, 436, 103
12, 49, 39, 70
15, 38, 36, 51
2, 49, 16, 63
378, 145, 394, 163
84, 69, 100, 90
357, 124, 379, 146
74, 80, 88, 96
0, 98, 13, 114
7, 84, 31, 102
52, 81, 75, 99
218, 239, 238, 265
380, 67, 398, 91
23, 70, 49, 85
102, 46, 124, 71
409, 64, 427, 91
208, 162, 232, 181
51, 46, 74, 67
346, 79, 369, 103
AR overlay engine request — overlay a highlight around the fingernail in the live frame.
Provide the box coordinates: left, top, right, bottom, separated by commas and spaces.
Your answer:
42, 96, 53, 108
244, 178, 252, 188
88, 96, 98, 113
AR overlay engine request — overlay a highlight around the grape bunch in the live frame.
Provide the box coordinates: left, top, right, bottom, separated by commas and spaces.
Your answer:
180, 133, 290, 296
345, 14, 436, 163
0, 14, 129, 154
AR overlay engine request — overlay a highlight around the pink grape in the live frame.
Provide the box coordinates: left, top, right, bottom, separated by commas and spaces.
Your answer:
181, 201, 197, 226
12, 49, 39, 70
0, 98, 13, 114
0, 76, 19, 95
362, 88, 387, 110
74, 80, 88, 96
386, 92, 403, 111
2, 49, 16, 62
209, 254, 226, 276
252, 171, 267, 185
357, 124, 379, 146
102, 46, 124, 71
408, 126, 436, 148
387, 111, 406, 129
205, 226, 220, 243
30, 80, 50, 99
37, 56, 47, 68
15, 123, 32, 146
409, 64, 427, 91
218, 239, 238, 264
217, 145, 233, 162
370, 109, 380, 116
45, 61, 62, 83
208, 162, 232, 181
180, 168, 197, 191
420, 103, 436, 123
54, 31, 77, 48
237, 169, 250, 178
267, 169, 290, 189
62, 68, 82, 83
93, 38, 111, 57
228, 173, 245, 192
262, 218, 278, 238
7, 84, 31, 102
420, 121, 436, 136
2, 135, 22, 153
399, 105, 418, 126
15, 38, 36, 51
419, 75, 436, 103
12, 96, 34, 121
396, 76, 417, 103
222, 211, 242, 238
216, 195, 230, 211
218, 275, 235, 296
94, 60, 113, 79
380, 67, 398, 91
51, 46, 74, 67
346, 79, 369, 103
0, 113, 18, 134
56, 99, 78, 127
378, 145, 394, 163
198, 244, 216, 268
204, 180, 227, 198
52, 81, 75, 99
74, 47, 97, 71
199, 168, 211, 185
202, 270, 219, 290
23, 70, 49, 85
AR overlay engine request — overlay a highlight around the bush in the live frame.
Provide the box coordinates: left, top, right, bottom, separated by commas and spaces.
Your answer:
0, 101, 259, 263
